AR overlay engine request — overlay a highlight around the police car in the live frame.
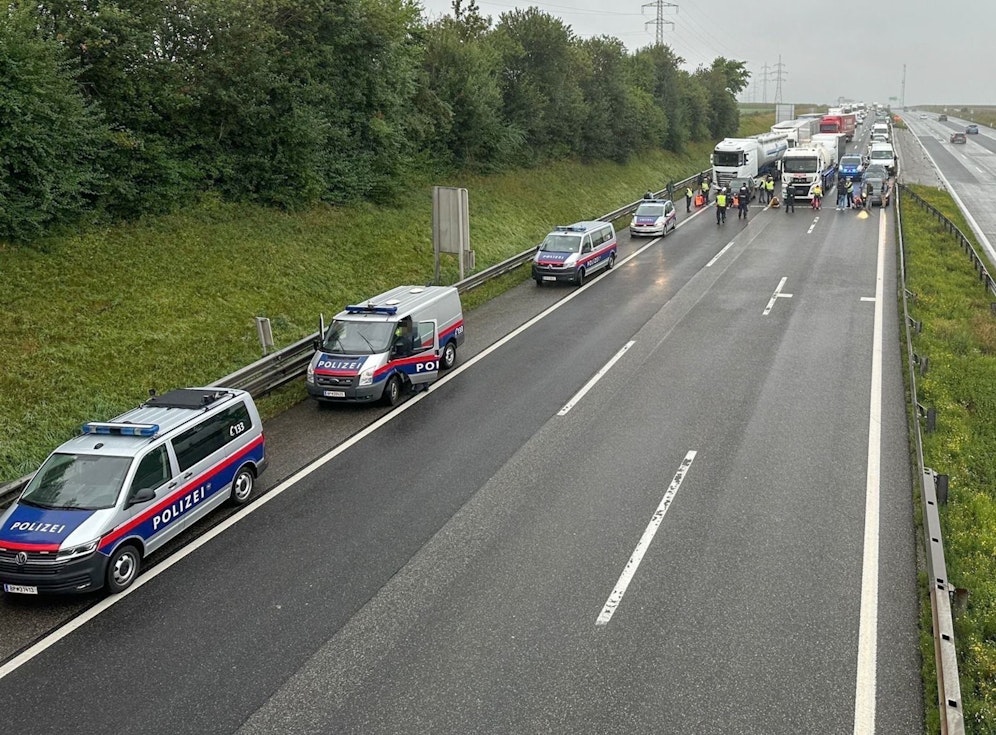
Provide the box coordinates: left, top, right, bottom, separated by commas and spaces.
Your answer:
532, 221, 617, 287
0, 388, 267, 595
628, 199, 677, 237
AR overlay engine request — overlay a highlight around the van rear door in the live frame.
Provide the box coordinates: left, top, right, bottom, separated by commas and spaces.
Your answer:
410, 320, 440, 386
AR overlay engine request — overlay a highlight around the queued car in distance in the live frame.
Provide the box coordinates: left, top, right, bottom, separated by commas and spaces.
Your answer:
628, 198, 677, 238
966, 124, 979, 134
532, 221, 617, 287
939, 114, 948, 121
950, 132, 967, 144
728, 177, 756, 204
0, 388, 267, 595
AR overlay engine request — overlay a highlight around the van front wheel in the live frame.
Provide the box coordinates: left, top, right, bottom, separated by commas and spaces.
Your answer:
383, 375, 403, 406
575, 268, 586, 286
106, 544, 141, 594
441, 341, 457, 370
230, 466, 255, 506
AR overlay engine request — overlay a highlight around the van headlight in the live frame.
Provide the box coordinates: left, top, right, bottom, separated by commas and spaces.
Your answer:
56, 540, 99, 562
306, 364, 315, 384
359, 368, 375, 387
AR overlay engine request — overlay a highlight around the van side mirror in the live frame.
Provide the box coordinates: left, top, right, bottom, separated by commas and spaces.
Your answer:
128, 487, 156, 507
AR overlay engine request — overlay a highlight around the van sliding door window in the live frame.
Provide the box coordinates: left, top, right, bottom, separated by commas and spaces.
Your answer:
172, 403, 253, 472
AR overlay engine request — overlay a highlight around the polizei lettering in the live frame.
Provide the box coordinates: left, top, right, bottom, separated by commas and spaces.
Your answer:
316, 359, 362, 371
152, 485, 209, 531
9, 522, 67, 534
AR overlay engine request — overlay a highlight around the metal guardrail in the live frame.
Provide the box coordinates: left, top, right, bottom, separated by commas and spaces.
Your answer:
900, 184, 995, 296
896, 184, 965, 734
0, 169, 709, 510
209, 168, 710, 393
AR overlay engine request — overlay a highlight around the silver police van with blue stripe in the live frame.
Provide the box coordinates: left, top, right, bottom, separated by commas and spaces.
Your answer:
0, 387, 267, 595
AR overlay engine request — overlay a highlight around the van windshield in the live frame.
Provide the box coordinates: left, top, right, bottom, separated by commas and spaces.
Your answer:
869, 150, 892, 161
539, 233, 582, 253
322, 319, 394, 355
21, 453, 131, 510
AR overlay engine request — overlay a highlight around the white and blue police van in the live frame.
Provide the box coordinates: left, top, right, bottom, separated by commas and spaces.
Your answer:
628, 198, 677, 237
0, 387, 267, 595
531, 221, 617, 287
306, 285, 465, 406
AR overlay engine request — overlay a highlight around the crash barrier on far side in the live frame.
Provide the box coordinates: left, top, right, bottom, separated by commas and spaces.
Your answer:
0, 169, 711, 509
901, 184, 996, 297
896, 183, 965, 735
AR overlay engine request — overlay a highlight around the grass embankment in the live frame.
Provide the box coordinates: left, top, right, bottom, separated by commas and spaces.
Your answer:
902, 184, 996, 731
0, 114, 773, 482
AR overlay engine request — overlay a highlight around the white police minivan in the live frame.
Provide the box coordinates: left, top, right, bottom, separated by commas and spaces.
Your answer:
531, 221, 617, 287
0, 387, 267, 595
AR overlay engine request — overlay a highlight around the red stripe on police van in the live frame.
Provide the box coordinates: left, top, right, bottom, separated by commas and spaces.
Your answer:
98, 434, 265, 551
0, 540, 61, 552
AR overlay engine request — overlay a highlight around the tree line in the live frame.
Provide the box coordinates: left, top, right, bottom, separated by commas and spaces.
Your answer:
0, 0, 749, 242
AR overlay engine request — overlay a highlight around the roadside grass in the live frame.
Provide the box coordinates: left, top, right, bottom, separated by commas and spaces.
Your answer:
903, 184, 996, 731
0, 113, 773, 482
919, 104, 996, 129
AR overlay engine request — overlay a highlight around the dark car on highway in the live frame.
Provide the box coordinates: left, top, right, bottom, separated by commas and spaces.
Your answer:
951, 132, 967, 144
861, 165, 890, 207
728, 177, 756, 203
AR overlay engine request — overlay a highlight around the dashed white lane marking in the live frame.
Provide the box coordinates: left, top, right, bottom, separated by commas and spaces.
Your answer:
558, 341, 635, 416
762, 276, 793, 316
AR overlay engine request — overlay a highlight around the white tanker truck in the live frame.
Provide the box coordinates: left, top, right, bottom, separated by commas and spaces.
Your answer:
710, 131, 789, 189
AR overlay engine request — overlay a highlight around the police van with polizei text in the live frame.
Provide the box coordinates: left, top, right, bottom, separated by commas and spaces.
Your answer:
531, 221, 617, 287
306, 285, 465, 407
0, 388, 267, 595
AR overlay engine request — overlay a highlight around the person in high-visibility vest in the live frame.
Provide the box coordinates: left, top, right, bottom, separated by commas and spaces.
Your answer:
764, 175, 775, 203
715, 188, 728, 224
685, 186, 694, 213
701, 178, 710, 203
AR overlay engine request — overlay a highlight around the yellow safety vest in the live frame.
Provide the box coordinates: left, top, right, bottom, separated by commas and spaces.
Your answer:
716, 193, 727, 207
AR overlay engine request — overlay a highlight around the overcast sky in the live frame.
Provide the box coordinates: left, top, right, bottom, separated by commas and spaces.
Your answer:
418, 0, 991, 107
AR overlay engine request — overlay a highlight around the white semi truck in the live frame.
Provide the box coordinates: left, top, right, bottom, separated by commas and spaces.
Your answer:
810, 133, 846, 168
710, 131, 789, 189
780, 145, 835, 201
770, 118, 819, 148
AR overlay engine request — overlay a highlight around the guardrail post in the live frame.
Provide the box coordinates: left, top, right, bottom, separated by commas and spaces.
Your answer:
935, 473, 949, 504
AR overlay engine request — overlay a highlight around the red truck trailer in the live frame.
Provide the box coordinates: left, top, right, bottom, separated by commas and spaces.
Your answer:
819, 113, 856, 142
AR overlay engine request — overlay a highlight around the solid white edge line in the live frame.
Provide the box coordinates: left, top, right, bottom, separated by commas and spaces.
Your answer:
558, 341, 635, 416
852, 208, 886, 734
595, 450, 696, 626
0, 210, 709, 680
908, 126, 996, 263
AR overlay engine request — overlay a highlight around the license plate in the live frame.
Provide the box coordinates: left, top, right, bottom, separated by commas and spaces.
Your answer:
323, 390, 346, 398
542, 276, 556, 281
3, 584, 38, 595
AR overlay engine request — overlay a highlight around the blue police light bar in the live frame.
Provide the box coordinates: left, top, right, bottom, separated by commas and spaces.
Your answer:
554, 225, 587, 232
344, 304, 399, 315
82, 422, 160, 437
